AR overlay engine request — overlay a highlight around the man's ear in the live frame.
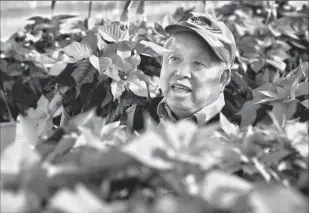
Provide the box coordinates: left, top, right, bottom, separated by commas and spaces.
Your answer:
220, 67, 231, 91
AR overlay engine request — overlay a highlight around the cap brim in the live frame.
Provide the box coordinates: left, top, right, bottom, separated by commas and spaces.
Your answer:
165, 23, 225, 63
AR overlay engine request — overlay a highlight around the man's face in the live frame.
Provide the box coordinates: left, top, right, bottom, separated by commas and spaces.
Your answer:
160, 31, 227, 118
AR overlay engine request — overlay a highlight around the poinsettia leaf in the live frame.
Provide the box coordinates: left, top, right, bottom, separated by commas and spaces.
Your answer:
276, 86, 288, 97
62, 41, 92, 61
49, 184, 110, 212
161, 13, 176, 29
300, 99, 309, 108
92, 54, 113, 76
0, 189, 40, 213
89, 54, 100, 71
0, 39, 16, 52
97, 22, 129, 42
71, 60, 96, 85
109, 53, 125, 70
136, 40, 172, 57
300, 61, 309, 78
260, 149, 292, 165
26, 51, 57, 71
267, 48, 289, 61
103, 64, 121, 81
258, 90, 282, 99
154, 22, 168, 37
101, 91, 113, 108
99, 57, 112, 73
289, 40, 308, 50
237, 100, 260, 128
295, 82, 309, 97
48, 62, 67, 76
220, 113, 239, 135
4, 63, 24, 76
45, 135, 76, 162
251, 59, 265, 73
117, 40, 137, 52
266, 58, 286, 71
110, 80, 126, 101
33, 23, 57, 31
1, 141, 40, 175
102, 43, 118, 57
121, 129, 173, 170
199, 170, 253, 210
270, 100, 298, 127
247, 184, 308, 213
80, 31, 98, 53
128, 80, 148, 97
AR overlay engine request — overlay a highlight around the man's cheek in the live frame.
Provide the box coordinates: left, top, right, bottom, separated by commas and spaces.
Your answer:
159, 73, 168, 95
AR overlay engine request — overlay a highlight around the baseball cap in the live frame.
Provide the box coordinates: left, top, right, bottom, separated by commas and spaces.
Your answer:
165, 12, 236, 68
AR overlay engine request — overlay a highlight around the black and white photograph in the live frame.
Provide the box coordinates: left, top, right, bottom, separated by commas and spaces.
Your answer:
0, 1, 308, 212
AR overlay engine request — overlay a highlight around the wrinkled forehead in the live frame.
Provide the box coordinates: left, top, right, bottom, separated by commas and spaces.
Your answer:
164, 31, 221, 61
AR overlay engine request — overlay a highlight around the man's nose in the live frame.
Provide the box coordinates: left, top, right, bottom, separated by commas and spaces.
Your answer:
176, 63, 191, 79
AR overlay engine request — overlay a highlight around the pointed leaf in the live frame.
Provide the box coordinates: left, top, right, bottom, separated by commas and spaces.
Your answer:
300, 61, 309, 78
128, 80, 148, 97
97, 22, 129, 42
258, 90, 281, 99
154, 22, 168, 37
96, 55, 114, 73
121, 129, 173, 170
253, 97, 276, 105
101, 91, 113, 108
71, 60, 96, 85
117, 40, 137, 52
111, 80, 126, 101
300, 99, 309, 108
48, 62, 67, 76
270, 101, 298, 127
102, 63, 120, 81
251, 59, 265, 73
220, 113, 239, 135
199, 171, 253, 210
81, 31, 98, 53
161, 13, 176, 29
266, 59, 286, 71
276, 86, 288, 97
136, 40, 172, 57
62, 41, 92, 61
237, 100, 260, 128
267, 48, 289, 61
109, 53, 125, 70
89, 54, 100, 71
295, 82, 308, 97
289, 40, 308, 50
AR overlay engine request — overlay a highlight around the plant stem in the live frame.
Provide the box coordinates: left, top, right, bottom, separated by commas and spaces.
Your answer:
0, 89, 14, 122
88, 1, 93, 19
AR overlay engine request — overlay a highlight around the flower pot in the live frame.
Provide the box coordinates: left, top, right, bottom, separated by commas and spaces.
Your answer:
0, 122, 16, 152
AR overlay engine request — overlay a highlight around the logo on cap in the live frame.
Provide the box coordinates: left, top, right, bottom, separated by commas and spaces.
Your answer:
189, 16, 222, 34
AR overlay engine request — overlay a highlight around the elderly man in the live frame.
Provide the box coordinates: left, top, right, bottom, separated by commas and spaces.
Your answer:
156, 11, 236, 126
128, 12, 237, 131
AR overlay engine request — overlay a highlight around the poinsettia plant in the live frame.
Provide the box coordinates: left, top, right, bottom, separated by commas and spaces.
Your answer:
47, 17, 167, 126
238, 61, 309, 128
1, 105, 308, 213
0, 13, 85, 122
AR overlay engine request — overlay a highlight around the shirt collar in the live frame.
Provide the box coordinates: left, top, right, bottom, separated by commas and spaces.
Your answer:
157, 93, 225, 126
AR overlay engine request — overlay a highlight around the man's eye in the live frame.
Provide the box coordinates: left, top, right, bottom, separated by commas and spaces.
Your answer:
169, 56, 180, 62
194, 61, 206, 68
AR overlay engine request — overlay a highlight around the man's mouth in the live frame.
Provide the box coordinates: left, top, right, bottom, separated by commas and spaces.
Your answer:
171, 84, 191, 94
